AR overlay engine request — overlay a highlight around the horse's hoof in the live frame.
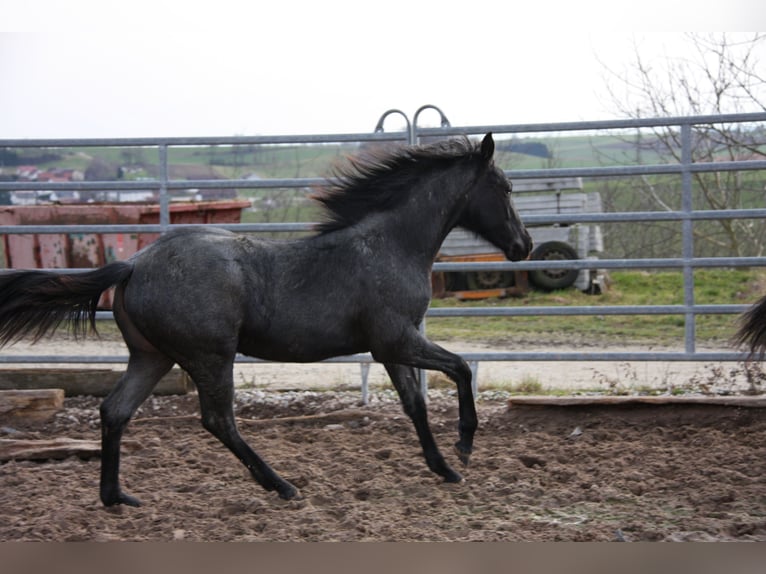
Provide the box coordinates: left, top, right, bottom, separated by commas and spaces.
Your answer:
442, 467, 464, 483
277, 483, 300, 501
102, 492, 141, 508
454, 443, 472, 467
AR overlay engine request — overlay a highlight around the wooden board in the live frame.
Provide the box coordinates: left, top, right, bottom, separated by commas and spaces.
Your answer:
0, 389, 64, 422
508, 395, 766, 409
0, 368, 192, 397
0, 437, 142, 462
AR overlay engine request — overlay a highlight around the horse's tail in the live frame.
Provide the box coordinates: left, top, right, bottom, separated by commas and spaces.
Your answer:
734, 293, 766, 360
0, 261, 134, 347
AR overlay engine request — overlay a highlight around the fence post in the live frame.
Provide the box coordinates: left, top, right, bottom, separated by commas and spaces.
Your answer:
411, 105, 452, 399
158, 144, 170, 232
360, 363, 371, 406
681, 123, 695, 354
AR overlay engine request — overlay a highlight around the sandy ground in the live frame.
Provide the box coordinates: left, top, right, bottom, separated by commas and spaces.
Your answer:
2, 333, 765, 542
1, 391, 765, 541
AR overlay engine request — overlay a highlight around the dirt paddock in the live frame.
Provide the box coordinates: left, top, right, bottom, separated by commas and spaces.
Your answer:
1, 389, 764, 542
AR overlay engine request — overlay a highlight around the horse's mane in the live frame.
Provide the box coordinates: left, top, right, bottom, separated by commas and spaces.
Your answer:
312, 137, 481, 234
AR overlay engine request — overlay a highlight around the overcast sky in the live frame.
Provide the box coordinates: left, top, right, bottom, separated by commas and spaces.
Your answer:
1, 1, 764, 139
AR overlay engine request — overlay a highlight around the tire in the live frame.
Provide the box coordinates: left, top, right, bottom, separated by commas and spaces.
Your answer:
528, 241, 579, 291
464, 270, 513, 290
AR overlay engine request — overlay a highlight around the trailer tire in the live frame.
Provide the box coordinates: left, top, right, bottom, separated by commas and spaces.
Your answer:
529, 241, 579, 291
465, 270, 513, 290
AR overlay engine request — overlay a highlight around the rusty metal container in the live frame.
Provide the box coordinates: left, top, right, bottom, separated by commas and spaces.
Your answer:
0, 200, 250, 306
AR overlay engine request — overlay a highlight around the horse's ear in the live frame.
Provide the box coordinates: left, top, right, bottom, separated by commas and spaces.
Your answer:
480, 133, 494, 162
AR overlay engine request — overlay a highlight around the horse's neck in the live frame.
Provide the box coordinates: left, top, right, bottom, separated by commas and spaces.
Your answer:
386, 169, 471, 262
316, 165, 473, 263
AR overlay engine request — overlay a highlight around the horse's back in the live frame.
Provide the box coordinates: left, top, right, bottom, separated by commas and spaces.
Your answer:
133, 226, 256, 278
122, 227, 267, 354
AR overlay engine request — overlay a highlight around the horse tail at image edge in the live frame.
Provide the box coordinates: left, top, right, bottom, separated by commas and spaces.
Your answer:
734, 293, 766, 360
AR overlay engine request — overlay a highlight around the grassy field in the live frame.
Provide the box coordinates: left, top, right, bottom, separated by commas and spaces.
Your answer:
426, 268, 766, 347
5, 132, 661, 178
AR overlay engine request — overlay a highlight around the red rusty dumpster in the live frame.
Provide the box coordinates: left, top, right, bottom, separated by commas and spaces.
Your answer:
0, 200, 251, 307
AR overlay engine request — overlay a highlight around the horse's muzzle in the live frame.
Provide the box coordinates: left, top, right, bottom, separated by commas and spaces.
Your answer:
505, 235, 533, 262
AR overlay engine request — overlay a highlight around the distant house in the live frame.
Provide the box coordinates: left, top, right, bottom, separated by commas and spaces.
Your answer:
36, 168, 84, 182
194, 188, 238, 201
9, 167, 85, 204
16, 166, 39, 180
51, 190, 82, 203
14, 166, 84, 183
99, 190, 156, 203
10, 190, 55, 205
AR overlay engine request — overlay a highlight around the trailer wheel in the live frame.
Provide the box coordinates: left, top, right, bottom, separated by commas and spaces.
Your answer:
465, 270, 513, 290
529, 241, 579, 291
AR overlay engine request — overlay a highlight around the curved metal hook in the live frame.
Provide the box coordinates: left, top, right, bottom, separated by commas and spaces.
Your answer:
411, 104, 451, 143
373, 109, 412, 137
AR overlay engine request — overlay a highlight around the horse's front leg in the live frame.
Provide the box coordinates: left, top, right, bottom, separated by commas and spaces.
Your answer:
383, 363, 463, 482
441, 353, 477, 466
374, 330, 478, 467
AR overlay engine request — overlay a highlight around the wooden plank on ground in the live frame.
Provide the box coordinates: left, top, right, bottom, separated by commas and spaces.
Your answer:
0, 389, 65, 422
0, 437, 142, 462
0, 368, 192, 397
508, 395, 766, 409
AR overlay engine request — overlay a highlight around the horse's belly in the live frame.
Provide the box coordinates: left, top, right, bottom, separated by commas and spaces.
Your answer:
237, 326, 366, 363
237, 339, 363, 363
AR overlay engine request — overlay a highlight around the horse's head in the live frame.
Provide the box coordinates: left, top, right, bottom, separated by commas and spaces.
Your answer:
459, 133, 533, 261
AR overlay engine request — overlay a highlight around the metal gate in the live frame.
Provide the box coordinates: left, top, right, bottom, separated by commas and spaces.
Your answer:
2, 108, 765, 401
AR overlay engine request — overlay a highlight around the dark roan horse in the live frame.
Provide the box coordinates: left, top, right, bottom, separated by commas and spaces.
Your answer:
0, 134, 532, 507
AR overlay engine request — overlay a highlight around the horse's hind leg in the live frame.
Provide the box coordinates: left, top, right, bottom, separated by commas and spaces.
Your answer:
186, 359, 298, 500
99, 350, 174, 507
384, 363, 463, 483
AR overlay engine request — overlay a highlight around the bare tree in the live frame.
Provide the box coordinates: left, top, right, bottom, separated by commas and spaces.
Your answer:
601, 33, 766, 257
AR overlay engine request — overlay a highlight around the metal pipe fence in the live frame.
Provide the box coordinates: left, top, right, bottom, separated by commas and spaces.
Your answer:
2, 110, 766, 401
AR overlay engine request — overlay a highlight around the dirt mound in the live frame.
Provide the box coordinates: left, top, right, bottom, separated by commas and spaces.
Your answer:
1, 391, 764, 541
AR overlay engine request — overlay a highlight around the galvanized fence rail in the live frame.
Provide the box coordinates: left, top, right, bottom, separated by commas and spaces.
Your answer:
2, 110, 766, 401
